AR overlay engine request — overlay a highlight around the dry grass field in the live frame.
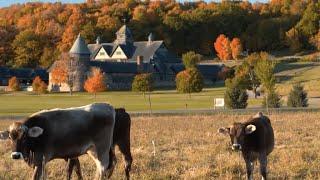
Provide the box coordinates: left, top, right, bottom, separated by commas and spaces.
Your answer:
0, 112, 320, 179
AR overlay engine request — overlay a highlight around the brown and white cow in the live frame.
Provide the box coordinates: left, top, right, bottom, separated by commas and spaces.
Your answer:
218, 112, 274, 180
66, 108, 133, 180
0, 103, 115, 180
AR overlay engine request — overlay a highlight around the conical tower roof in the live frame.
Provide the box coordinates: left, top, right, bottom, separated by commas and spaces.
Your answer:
69, 34, 91, 55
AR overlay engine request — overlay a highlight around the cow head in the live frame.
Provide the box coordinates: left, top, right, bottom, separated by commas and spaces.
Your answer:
218, 123, 256, 151
0, 122, 43, 160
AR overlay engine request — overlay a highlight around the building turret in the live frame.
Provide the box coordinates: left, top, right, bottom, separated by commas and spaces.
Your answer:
69, 34, 91, 91
113, 25, 134, 45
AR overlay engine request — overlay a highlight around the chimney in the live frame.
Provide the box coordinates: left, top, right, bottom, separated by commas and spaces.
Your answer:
148, 33, 153, 45
96, 36, 100, 44
137, 56, 144, 72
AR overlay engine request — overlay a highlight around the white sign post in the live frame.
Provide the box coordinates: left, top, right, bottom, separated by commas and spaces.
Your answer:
214, 98, 225, 110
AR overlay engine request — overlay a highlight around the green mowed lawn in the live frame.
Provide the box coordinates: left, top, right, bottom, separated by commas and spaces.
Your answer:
1, 87, 247, 115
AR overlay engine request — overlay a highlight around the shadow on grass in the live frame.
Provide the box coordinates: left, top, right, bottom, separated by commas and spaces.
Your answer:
274, 62, 315, 73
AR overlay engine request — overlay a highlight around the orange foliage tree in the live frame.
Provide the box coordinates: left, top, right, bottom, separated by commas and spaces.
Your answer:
51, 60, 68, 86
214, 34, 231, 61
32, 76, 47, 94
8, 76, 20, 91
84, 68, 106, 98
230, 38, 243, 60
51, 53, 77, 95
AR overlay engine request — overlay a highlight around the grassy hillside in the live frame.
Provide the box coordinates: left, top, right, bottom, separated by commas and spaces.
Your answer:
275, 60, 320, 97
0, 112, 319, 179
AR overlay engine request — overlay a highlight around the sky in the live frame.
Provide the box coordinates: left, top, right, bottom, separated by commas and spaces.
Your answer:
0, 0, 269, 8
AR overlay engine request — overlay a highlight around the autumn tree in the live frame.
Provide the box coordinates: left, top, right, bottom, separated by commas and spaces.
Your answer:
132, 73, 153, 96
175, 68, 203, 96
11, 30, 43, 68
84, 68, 106, 98
295, 2, 320, 39
214, 34, 231, 61
286, 28, 303, 52
0, 25, 17, 66
182, 51, 202, 69
254, 53, 281, 108
230, 38, 243, 60
309, 30, 320, 50
32, 76, 48, 94
50, 53, 77, 95
132, 73, 154, 113
8, 76, 20, 91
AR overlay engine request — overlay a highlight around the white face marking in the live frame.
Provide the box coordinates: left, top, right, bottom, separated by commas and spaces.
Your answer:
232, 143, 242, 150
11, 152, 23, 159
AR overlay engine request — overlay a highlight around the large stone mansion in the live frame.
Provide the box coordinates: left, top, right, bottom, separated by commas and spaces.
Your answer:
48, 25, 223, 91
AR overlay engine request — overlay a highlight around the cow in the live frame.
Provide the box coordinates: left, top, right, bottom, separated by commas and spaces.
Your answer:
66, 108, 133, 180
218, 112, 274, 180
0, 103, 115, 180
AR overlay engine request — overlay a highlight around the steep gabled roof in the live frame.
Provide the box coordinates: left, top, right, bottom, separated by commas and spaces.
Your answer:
69, 34, 91, 55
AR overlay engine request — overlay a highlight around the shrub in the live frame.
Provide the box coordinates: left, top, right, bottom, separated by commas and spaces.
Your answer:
287, 84, 308, 107
262, 89, 281, 108
32, 76, 47, 94
8, 76, 20, 91
224, 79, 248, 109
175, 68, 203, 94
132, 73, 153, 93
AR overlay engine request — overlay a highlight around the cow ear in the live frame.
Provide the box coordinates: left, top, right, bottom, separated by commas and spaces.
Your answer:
245, 124, 256, 134
253, 112, 263, 118
28, 127, 43, 137
218, 127, 230, 135
0, 131, 9, 140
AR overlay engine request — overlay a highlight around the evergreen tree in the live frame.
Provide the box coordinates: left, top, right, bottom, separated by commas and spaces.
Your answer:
287, 84, 308, 107
224, 79, 248, 109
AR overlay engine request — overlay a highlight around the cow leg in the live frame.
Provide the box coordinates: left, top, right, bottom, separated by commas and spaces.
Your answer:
88, 148, 109, 180
66, 158, 83, 180
32, 165, 44, 180
106, 147, 116, 179
32, 154, 47, 180
259, 153, 268, 180
118, 141, 133, 180
245, 159, 254, 180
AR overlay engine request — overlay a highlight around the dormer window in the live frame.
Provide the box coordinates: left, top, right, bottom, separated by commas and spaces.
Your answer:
116, 51, 121, 55
100, 52, 105, 56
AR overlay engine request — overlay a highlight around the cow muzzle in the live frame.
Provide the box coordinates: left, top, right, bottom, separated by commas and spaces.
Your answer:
11, 152, 23, 160
232, 144, 241, 151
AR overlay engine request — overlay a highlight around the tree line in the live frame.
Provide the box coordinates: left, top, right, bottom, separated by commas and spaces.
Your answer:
0, 0, 319, 68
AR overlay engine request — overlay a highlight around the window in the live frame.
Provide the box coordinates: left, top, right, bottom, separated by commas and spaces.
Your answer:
116, 51, 121, 55
100, 52, 105, 56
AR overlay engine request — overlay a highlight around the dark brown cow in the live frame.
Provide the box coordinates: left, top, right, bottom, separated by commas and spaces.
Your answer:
0, 103, 115, 180
66, 108, 132, 180
218, 112, 274, 180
